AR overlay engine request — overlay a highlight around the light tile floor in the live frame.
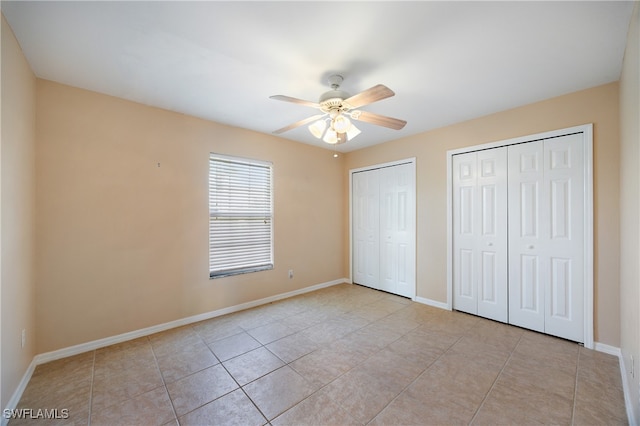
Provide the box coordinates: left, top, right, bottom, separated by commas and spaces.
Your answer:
9, 283, 628, 425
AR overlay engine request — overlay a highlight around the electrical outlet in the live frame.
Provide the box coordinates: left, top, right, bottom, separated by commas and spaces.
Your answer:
288, 269, 294, 279
21, 329, 26, 348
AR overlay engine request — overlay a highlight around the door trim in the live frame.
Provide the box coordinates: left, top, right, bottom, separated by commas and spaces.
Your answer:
446, 124, 594, 348
349, 158, 417, 299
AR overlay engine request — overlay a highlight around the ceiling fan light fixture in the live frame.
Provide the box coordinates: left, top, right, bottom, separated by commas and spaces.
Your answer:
323, 129, 339, 144
308, 119, 327, 139
332, 114, 351, 133
346, 123, 361, 140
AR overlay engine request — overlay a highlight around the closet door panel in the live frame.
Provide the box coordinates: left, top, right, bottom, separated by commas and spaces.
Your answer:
459, 249, 474, 299
353, 170, 380, 289
380, 169, 396, 294
476, 148, 508, 322
379, 163, 415, 298
453, 149, 507, 322
453, 152, 478, 315
397, 163, 415, 299
508, 141, 546, 332
544, 134, 584, 341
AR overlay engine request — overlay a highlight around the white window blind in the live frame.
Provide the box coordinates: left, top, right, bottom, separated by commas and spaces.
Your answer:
209, 154, 273, 278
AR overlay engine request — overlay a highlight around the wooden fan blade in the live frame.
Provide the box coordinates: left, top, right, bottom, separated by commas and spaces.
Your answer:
344, 84, 395, 109
273, 114, 326, 134
351, 110, 407, 130
270, 95, 320, 109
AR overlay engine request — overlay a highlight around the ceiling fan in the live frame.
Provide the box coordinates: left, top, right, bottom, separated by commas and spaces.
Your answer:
270, 75, 407, 145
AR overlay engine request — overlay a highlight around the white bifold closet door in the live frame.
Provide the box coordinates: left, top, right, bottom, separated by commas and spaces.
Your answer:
353, 169, 380, 290
452, 133, 585, 342
508, 134, 584, 342
452, 148, 508, 323
353, 162, 415, 299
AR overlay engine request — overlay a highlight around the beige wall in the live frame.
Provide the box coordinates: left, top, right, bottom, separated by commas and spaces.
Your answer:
35, 80, 345, 353
1, 15, 37, 409
345, 82, 621, 347
619, 2, 640, 422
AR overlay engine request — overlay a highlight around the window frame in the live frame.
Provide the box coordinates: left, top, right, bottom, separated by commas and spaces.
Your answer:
208, 153, 274, 279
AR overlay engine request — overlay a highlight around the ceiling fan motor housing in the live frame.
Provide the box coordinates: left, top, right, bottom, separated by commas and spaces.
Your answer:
319, 74, 351, 112
319, 90, 351, 110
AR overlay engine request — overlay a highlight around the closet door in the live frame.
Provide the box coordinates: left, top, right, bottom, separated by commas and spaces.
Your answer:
453, 152, 478, 315
508, 141, 546, 332
476, 149, 508, 322
508, 134, 584, 341
453, 149, 508, 322
543, 134, 584, 341
379, 163, 416, 298
352, 162, 416, 299
353, 170, 380, 290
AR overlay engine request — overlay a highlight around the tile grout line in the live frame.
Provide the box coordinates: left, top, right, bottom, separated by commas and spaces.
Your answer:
359, 313, 451, 421
257, 299, 411, 424
196, 324, 273, 424
466, 330, 524, 425
260, 323, 365, 422
298, 304, 466, 424
220, 342, 269, 421
163, 326, 255, 422
148, 335, 180, 425
150, 297, 420, 424
363, 327, 469, 425
570, 347, 582, 426
87, 350, 96, 426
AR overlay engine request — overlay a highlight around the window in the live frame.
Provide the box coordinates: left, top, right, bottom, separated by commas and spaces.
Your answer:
209, 154, 273, 278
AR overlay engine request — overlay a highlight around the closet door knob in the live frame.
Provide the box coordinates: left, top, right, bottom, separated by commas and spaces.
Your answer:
528, 245, 535, 249
487, 242, 493, 246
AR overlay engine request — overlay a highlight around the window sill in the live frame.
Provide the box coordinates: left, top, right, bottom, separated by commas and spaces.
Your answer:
210, 264, 274, 279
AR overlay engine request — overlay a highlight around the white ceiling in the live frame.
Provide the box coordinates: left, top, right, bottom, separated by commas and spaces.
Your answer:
2, 1, 635, 152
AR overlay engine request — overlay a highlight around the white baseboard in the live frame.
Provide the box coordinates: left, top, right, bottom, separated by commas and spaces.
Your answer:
3, 277, 348, 422
593, 342, 622, 357
616, 348, 637, 426
593, 342, 636, 426
414, 296, 450, 311
2, 359, 37, 426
